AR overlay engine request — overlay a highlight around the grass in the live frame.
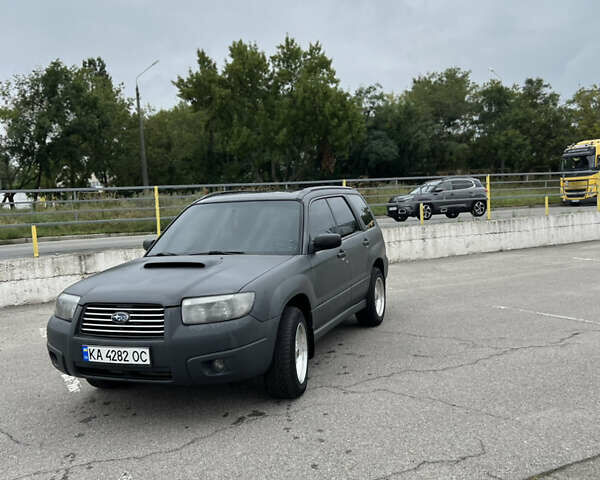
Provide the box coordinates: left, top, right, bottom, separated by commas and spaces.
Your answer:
0, 181, 570, 241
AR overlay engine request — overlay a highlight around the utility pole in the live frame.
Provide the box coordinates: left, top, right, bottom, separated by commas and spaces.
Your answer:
136, 60, 159, 186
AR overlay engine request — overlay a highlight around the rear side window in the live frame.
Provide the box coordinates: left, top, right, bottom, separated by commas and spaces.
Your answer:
452, 180, 474, 190
327, 197, 359, 237
308, 199, 337, 239
347, 194, 375, 229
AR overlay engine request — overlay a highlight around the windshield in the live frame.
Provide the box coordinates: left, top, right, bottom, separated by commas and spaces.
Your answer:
149, 200, 302, 256
409, 181, 440, 195
561, 155, 595, 172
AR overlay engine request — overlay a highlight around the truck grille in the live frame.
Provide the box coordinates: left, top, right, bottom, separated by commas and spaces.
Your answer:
80, 305, 165, 338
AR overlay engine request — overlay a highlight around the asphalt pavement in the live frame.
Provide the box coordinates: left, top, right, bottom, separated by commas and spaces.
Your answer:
0, 204, 594, 260
3, 241, 600, 479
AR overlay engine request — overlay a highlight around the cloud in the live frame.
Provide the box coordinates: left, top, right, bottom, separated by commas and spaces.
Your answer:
2, 0, 598, 109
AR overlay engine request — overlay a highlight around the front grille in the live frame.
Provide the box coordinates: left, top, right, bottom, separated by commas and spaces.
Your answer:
80, 304, 165, 338
565, 190, 588, 198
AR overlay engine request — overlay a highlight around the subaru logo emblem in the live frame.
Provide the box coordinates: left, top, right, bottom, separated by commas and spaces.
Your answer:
111, 311, 130, 323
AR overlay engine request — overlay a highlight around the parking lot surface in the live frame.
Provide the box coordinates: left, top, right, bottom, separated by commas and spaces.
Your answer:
2, 241, 600, 479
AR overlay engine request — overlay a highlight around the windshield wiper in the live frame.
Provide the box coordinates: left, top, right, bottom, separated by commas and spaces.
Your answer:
151, 252, 178, 257
188, 250, 245, 255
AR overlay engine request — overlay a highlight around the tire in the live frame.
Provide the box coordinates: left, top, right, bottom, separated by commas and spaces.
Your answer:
356, 267, 386, 327
265, 306, 309, 399
395, 214, 408, 222
422, 204, 433, 220
471, 200, 486, 217
86, 378, 126, 389
445, 211, 459, 219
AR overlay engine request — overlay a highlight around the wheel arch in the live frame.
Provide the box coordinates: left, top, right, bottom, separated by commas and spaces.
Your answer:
284, 293, 315, 358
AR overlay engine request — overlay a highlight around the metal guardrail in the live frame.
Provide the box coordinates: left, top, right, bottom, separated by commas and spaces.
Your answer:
1, 171, 599, 256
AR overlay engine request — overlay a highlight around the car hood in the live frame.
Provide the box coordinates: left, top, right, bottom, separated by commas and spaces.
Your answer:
391, 194, 413, 203
66, 254, 294, 306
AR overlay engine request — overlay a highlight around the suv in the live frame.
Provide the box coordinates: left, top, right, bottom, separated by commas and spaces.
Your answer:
387, 177, 487, 221
47, 187, 388, 399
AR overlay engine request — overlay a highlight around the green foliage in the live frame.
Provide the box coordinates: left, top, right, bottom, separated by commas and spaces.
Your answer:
0, 39, 598, 191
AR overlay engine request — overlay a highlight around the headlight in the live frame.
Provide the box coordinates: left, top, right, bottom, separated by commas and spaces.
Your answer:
55, 293, 80, 321
181, 292, 255, 325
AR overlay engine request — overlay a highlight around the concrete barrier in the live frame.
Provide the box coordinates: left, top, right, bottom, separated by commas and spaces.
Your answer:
382, 210, 600, 262
1, 211, 599, 307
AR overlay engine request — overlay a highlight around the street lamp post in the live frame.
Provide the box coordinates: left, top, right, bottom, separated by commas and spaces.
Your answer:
488, 67, 502, 82
136, 60, 159, 186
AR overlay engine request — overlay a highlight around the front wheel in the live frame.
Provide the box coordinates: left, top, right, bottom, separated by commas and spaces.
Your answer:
421, 204, 433, 220
357, 267, 386, 327
265, 306, 308, 399
471, 200, 487, 217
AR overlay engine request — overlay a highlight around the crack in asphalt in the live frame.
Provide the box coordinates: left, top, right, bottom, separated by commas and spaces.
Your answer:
370, 439, 486, 479
0, 426, 30, 447
315, 384, 511, 421
5, 402, 327, 480
319, 331, 583, 392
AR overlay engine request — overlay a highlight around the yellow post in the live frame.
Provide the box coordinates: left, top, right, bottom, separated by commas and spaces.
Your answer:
419, 203, 424, 225
545, 196, 549, 216
486, 175, 491, 220
31, 225, 39, 258
154, 186, 161, 236
342, 179, 347, 187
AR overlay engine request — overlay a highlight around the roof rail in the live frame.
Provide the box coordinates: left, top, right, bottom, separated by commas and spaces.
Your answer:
300, 185, 352, 193
197, 189, 262, 201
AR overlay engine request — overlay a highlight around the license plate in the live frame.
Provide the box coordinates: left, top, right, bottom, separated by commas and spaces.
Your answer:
389, 206, 397, 211
82, 345, 150, 365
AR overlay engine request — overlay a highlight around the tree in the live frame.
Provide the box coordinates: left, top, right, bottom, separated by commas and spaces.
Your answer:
0, 58, 135, 190
569, 86, 600, 141
174, 36, 364, 182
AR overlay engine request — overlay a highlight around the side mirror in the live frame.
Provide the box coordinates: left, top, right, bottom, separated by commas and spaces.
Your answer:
143, 238, 156, 251
312, 233, 342, 252
433, 187, 443, 193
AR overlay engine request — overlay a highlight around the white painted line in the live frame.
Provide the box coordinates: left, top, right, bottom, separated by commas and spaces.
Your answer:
573, 257, 600, 262
39, 327, 47, 339
61, 374, 81, 393
493, 305, 600, 326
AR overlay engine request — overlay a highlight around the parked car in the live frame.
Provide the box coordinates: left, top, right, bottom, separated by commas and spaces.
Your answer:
387, 177, 487, 221
47, 187, 388, 399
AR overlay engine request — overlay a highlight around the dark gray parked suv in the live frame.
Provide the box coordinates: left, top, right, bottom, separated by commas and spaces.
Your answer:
47, 187, 388, 398
387, 177, 487, 221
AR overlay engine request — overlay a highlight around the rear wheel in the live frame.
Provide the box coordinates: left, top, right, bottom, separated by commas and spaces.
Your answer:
265, 306, 308, 399
445, 211, 459, 219
395, 214, 408, 222
86, 378, 125, 389
357, 267, 386, 327
471, 200, 486, 217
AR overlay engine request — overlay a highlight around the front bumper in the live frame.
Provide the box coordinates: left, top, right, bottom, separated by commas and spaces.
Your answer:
387, 204, 415, 217
47, 306, 277, 385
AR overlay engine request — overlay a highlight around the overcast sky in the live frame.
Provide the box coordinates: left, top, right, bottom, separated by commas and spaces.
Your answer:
3, 1, 599, 110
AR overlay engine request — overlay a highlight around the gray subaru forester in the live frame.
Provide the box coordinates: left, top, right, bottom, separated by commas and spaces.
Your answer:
47, 187, 388, 398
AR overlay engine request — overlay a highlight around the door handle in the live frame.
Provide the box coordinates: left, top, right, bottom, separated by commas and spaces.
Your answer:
337, 249, 346, 259
362, 238, 370, 247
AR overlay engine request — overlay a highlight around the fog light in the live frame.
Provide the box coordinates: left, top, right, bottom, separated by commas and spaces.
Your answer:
212, 359, 225, 373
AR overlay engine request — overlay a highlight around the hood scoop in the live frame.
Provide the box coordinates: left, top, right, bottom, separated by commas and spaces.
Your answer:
144, 261, 206, 269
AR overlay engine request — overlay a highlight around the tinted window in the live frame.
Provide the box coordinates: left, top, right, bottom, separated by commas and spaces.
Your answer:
452, 180, 474, 190
327, 197, 359, 237
150, 201, 301, 255
347, 194, 375, 229
308, 199, 337, 239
